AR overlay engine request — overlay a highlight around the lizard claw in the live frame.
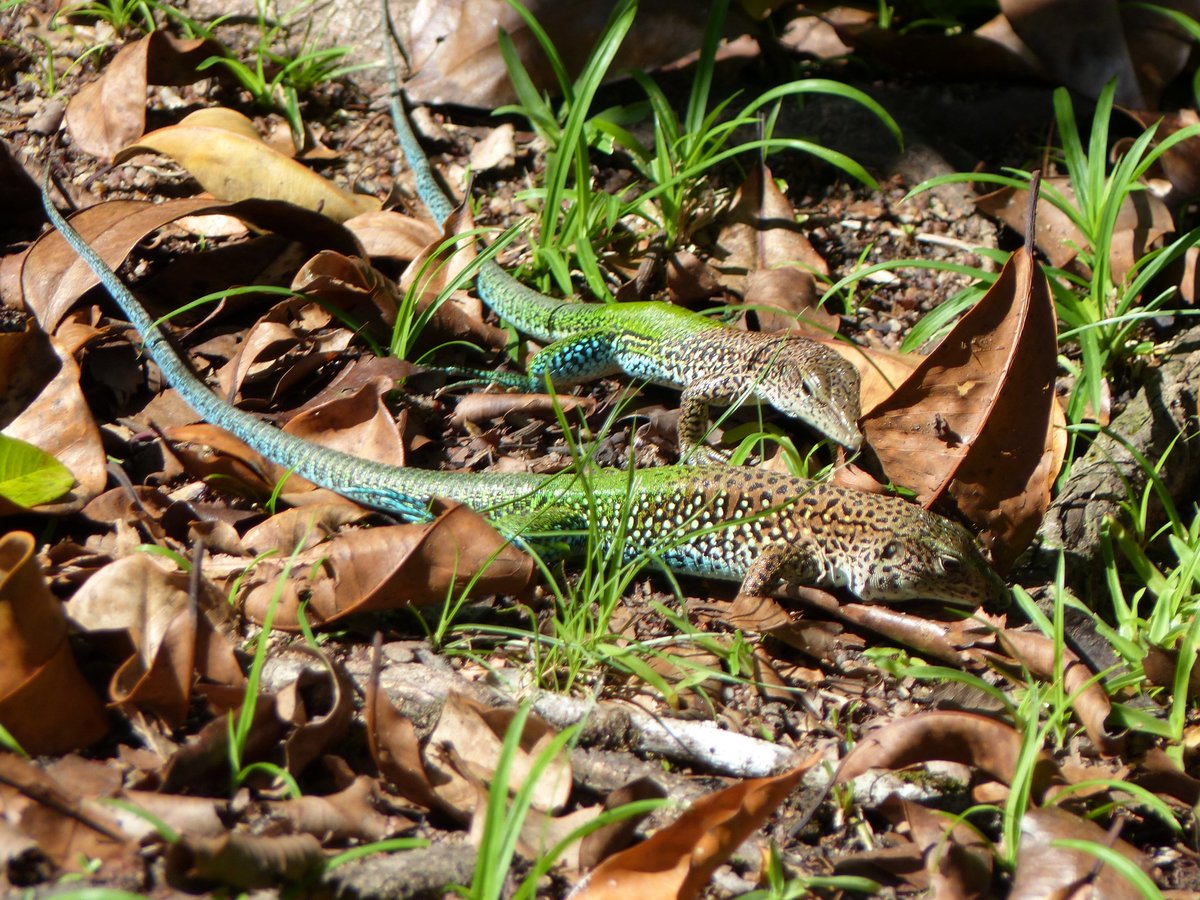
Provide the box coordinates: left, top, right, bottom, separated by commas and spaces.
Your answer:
679, 444, 732, 466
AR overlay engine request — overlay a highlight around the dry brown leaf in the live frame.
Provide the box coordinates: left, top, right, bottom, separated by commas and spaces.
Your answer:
366, 637, 444, 812
573, 754, 820, 899
0, 533, 107, 755
819, 338, 921, 415
276, 647, 353, 776
836, 711, 1065, 801
0, 324, 106, 513
115, 108, 381, 222
976, 175, 1174, 283
995, 629, 1124, 756
65, 554, 243, 727
578, 778, 668, 870
1009, 806, 1152, 900
265, 776, 403, 843
0, 754, 134, 872
425, 692, 572, 820
451, 391, 597, 428
165, 832, 324, 892
404, 0, 755, 107
862, 182, 1059, 570
23, 197, 362, 332
714, 164, 837, 333
665, 249, 723, 306
344, 209, 442, 261
238, 503, 533, 629
1122, 108, 1200, 203
64, 32, 221, 160
898, 798, 994, 899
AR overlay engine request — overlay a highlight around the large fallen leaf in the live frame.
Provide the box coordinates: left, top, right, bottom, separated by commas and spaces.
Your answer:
862, 179, 1059, 569
65, 31, 221, 160
0, 754, 135, 872
237, 503, 534, 629
1009, 807, 1152, 900
0, 533, 107, 755
404, 0, 756, 107
165, 832, 324, 892
714, 164, 837, 333
115, 108, 380, 222
835, 711, 1064, 801
573, 754, 820, 899
0, 323, 106, 513
426, 692, 573, 821
23, 196, 363, 332
65, 553, 244, 728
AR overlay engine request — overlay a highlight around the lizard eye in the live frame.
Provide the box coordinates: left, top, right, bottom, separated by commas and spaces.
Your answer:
882, 541, 901, 560
941, 556, 964, 573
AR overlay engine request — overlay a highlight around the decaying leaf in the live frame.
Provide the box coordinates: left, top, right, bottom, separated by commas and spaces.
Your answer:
0, 324, 106, 513
713, 164, 837, 334
165, 832, 325, 892
65, 31, 221, 160
1009, 806, 1152, 900
425, 691, 573, 820
836, 711, 1064, 801
65, 553, 244, 728
573, 755, 820, 899
0, 533, 107, 755
23, 196, 363, 332
404, 0, 755, 107
115, 108, 381, 222
235, 503, 533, 629
862, 177, 1059, 569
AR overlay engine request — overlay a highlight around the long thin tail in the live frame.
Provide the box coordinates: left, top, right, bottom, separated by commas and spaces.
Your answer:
381, 6, 566, 340
40, 182, 438, 520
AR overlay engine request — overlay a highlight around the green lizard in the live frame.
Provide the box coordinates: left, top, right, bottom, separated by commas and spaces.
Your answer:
383, 34, 863, 462
40, 183, 1007, 610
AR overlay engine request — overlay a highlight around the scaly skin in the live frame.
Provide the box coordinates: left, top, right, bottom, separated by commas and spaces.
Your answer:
382, 38, 862, 458
41, 186, 1007, 610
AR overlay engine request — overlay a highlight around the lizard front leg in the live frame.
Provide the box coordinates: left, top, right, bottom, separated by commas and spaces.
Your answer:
678, 376, 752, 464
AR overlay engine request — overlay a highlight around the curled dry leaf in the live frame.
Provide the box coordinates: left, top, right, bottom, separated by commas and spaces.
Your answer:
344, 209, 442, 262
996, 629, 1124, 756
0, 323, 106, 513
23, 196, 363, 333
862, 186, 1059, 570
276, 647, 353, 776
0, 532, 107, 755
1123, 108, 1200, 204
713, 164, 837, 334
65, 553, 244, 728
239, 503, 533, 630
115, 108, 381, 222
572, 754, 820, 900
404, 0, 754, 107
1009, 806, 1152, 900
366, 642, 444, 811
165, 832, 325, 892
898, 798, 993, 899
0, 754, 134, 873
65, 31, 221, 160
265, 776, 402, 844
976, 175, 1175, 283
451, 391, 597, 428
836, 711, 1065, 801
425, 691, 572, 821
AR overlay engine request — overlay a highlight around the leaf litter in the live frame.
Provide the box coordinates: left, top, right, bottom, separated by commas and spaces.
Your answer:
2, 1, 1200, 895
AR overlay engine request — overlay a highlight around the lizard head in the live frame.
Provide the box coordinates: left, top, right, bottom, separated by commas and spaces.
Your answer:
765, 346, 863, 451
854, 507, 1009, 609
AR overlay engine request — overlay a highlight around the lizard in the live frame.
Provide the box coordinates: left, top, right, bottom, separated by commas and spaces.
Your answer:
381, 23, 864, 463
40, 182, 1008, 611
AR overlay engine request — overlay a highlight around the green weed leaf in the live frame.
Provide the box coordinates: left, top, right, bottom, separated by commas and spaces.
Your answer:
0, 434, 73, 508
